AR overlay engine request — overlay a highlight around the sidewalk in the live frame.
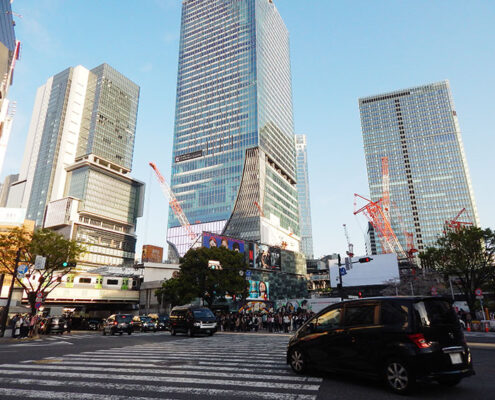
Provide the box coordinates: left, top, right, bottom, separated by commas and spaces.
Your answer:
0, 329, 94, 343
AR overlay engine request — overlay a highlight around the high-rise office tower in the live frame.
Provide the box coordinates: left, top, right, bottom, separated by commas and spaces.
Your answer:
168, 0, 300, 257
359, 81, 479, 253
0, 173, 18, 207
0, 0, 19, 176
12, 64, 144, 269
295, 134, 314, 259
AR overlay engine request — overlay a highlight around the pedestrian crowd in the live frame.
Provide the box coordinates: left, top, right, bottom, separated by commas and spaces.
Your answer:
216, 310, 315, 333
8, 313, 72, 339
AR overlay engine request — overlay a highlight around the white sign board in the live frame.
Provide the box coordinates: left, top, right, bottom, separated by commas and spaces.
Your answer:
34, 255, 47, 270
0, 207, 27, 226
329, 253, 399, 288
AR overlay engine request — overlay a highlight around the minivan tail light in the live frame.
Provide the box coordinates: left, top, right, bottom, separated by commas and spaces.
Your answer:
113, 321, 118, 325
408, 333, 431, 349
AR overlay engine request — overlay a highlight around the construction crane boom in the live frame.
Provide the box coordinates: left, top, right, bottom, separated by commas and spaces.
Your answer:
342, 224, 354, 257
149, 162, 196, 241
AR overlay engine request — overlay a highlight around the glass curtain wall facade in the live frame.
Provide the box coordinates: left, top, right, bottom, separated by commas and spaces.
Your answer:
295, 134, 314, 258
359, 81, 479, 253
169, 0, 298, 256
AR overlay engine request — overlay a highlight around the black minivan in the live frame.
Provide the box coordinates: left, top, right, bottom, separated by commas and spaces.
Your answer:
169, 306, 217, 337
287, 296, 474, 393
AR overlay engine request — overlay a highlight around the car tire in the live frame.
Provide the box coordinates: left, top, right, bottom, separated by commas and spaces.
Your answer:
289, 347, 307, 374
128, 331, 132, 335
384, 358, 415, 394
171, 329, 176, 336
103, 329, 106, 336
438, 376, 462, 387
187, 328, 194, 337
111, 329, 115, 336
208, 331, 214, 336
119, 332, 123, 336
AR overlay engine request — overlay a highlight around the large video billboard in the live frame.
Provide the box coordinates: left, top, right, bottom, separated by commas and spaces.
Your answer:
248, 280, 270, 300
255, 244, 281, 270
202, 232, 245, 253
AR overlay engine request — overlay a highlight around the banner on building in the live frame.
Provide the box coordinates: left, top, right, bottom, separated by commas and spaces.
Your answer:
256, 244, 281, 270
202, 232, 245, 253
248, 280, 269, 300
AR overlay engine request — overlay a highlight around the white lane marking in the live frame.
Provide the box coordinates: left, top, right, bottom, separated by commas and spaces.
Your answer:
0, 369, 321, 391
0, 387, 170, 400
0, 363, 321, 383
34, 360, 293, 373
61, 354, 284, 364
0, 378, 317, 400
9, 341, 74, 347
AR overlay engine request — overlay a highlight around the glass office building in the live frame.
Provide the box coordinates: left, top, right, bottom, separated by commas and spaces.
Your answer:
17, 64, 143, 269
168, 0, 299, 257
359, 81, 479, 253
295, 134, 314, 259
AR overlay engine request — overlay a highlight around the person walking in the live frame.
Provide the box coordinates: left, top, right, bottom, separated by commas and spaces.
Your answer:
11, 314, 19, 338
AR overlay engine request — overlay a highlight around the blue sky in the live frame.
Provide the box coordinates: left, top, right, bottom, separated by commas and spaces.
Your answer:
2, 0, 494, 258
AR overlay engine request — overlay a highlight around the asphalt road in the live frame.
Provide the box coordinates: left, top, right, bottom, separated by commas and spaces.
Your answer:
0, 331, 493, 399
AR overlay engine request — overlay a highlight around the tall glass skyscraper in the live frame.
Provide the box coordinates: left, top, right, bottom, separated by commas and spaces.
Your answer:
168, 0, 299, 257
359, 81, 479, 254
12, 63, 144, 269
295, 134, 314, 259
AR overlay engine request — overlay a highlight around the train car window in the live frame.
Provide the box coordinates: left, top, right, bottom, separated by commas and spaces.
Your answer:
107, 279, 119, 285
79, 278, 91, 284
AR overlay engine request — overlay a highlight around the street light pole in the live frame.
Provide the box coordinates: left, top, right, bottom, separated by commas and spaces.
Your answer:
0, 248, 21, 338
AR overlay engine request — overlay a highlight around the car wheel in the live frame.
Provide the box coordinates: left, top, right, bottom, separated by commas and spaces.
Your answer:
103, 329, 106, 336
111, 329, 115, 336
289, 348, 307, 374
384, 358, 415, 394
128, 330, 132, 335
187, 328, 194, 337
208, 331, 214, 336
438, 376, 462, 387
171, 328, 176, 336
119, 332, 123, 336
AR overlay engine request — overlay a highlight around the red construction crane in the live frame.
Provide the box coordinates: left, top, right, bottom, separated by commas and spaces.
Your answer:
381, 157, 390, 222
354, 194, 405, 257
446, 208, 473, 231
149, 162, 197, 241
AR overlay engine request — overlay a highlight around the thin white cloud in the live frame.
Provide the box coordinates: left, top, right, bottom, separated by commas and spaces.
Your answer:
140, 62, 153, 73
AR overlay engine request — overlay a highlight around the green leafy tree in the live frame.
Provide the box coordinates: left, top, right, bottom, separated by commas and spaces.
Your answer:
0, 227, 85, 314
419, 226, 495, 314
156, 246, 247, 308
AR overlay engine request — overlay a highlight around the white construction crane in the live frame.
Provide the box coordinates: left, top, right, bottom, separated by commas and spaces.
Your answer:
149, 162, 197, 241
343, 224, 354, 258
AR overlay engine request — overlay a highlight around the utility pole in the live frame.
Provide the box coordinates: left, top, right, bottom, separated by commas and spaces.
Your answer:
0, 248, 21, 337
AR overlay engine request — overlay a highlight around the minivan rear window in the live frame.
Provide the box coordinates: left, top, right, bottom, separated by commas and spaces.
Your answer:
414, 300, 458, 327
193, 309, 215, 318
116, 315, 130, 322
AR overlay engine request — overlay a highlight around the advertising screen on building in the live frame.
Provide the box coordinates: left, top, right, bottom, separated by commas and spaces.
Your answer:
202, 232, 245, 253
256, 244, 281, 270
248, 280, 270, 301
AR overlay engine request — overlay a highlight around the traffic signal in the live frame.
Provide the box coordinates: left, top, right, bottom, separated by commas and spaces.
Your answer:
62, 261, 68, 267
62, 261, 77, 268
358, 257, 373, 263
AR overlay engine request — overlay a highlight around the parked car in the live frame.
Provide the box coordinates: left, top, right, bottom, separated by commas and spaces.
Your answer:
157, 315, 170, 331
287, 296, 474, 394
140, 316, 157, 332
102, 314, 133, 336
169, 306, 217, 337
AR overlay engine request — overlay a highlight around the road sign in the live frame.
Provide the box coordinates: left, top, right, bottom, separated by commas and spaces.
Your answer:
245, 270, 252, 279
36, 292, 43, 299
35, 302, 42, 309
17, 264, 29, 277
34, 255, 46, 270
339, 266, 347, 276
431, 287, 437, 296
476, 295, 484, 299
475, 288, 483, 296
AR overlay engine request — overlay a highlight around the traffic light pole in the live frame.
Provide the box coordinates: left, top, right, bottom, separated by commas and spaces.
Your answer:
0, 248, 21, 338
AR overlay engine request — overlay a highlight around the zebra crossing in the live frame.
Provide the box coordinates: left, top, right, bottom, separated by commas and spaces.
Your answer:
8, 331, 168, 347
0, 333, 322, 399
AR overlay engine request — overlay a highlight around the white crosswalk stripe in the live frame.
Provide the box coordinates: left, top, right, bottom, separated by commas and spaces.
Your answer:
0, 333, 322, 399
